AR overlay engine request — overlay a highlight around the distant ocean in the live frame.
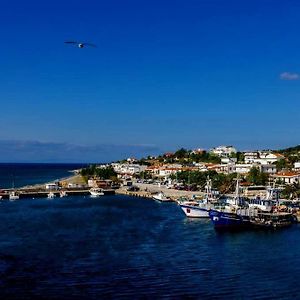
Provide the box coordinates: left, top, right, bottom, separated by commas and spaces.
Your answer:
0, 163, 88, 188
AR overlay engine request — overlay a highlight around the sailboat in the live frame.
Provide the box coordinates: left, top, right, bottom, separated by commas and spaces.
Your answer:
9, 174, 19, 200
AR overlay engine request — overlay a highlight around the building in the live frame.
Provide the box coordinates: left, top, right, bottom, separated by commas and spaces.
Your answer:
257, 152, 284, 165
221, 157, 237, 164
191, 148, 205, 155
294, 162, 300, 170
210, 146, 237, 157
272, 171, 300, 185
244, 152, 259, 164
244, 151, 284, 165
112, 163, 147, 176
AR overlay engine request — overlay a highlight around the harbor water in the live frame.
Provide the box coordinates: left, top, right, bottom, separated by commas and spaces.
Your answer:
1, 193, 300, 299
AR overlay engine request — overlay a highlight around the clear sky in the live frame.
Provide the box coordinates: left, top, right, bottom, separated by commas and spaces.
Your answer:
1, 0, 300, 162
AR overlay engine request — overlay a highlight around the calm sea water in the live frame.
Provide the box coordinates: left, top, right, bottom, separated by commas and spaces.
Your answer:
1, 193, 300, 299
0, 163, 87, 188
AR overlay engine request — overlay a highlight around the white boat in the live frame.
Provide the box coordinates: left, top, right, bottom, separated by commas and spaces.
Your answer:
59, 190, 67, 197
89, 188, 104, 197
179, 199, 212, 218
153, 192, 172, 202
9, 191, 19, 201
247, 186, 278, 212
179, 177, 218, 218
47, 191, 56, 199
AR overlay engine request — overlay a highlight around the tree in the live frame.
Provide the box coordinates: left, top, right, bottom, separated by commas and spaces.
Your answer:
80, 165, 117, 181
246, 167, 268, 185
174, 148, 188, 159
276, 159, 287, 171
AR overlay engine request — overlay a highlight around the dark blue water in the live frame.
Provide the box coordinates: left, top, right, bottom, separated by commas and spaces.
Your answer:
0, 194, 300, 299
0, 163, 87, 188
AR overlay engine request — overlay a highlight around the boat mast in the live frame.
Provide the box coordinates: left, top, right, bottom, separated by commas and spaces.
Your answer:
205, 176, 213, 202
234, 176, 242, 206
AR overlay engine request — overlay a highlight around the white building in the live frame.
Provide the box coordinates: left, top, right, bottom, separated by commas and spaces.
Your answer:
294, 162, 300, 170
259, 164, 277, 174
257, 152, 284, 165
244, 151, 284, 165
212, 163, 253, 174
112, 163, 146, 175
244, 152, 259, 164
221, 157, 237, 164
272, 172, 300, 185
211, 146, 237, 157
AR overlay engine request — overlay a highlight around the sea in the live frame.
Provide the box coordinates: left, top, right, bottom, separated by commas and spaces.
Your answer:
0, 163, 87, 189
0, 164, 300, 299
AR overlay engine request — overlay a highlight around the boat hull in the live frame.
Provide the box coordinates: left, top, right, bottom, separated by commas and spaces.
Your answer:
179, 204, 209, 218
209, 209, 251, 230
152, 196, 173, 202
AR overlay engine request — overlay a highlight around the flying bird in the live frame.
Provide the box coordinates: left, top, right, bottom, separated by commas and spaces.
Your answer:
64, 41, 97, 48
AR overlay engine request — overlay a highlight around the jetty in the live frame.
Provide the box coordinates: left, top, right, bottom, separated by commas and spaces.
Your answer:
0, 188, 115, 200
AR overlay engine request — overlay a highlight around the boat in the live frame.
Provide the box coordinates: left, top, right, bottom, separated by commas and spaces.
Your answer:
152, 192, 173, 202
59, 190, 67, 197
179, 177, 219, 218
89, 188, 104, 197
250, 212, 293, 229
247, 185, 279, 212
9, 175, 19, 200
47, 191, 56, 199
209, 177, 252, 230
9, 191, 19, 201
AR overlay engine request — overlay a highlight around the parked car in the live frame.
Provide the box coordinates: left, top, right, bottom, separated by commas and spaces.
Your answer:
126, 186, 140, 192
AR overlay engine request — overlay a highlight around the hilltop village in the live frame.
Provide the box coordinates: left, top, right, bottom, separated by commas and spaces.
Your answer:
82, 145, 300, 198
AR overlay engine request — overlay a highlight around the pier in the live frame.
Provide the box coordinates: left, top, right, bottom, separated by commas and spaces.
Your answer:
0, 188, 115, 200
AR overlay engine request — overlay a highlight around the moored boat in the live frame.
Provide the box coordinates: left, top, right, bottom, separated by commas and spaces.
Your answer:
250, 212, 293, 229
89, 188, 104, 197
209, 177, 251, 230
60, 190, 67, 197
209, 208, 252, 230
179, 177, 218, 218
47, 191, 56, 199
9, 191, 19, 201
153, 192, 172, 202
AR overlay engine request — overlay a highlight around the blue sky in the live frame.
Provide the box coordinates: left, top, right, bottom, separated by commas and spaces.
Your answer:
1, 0, 300, 162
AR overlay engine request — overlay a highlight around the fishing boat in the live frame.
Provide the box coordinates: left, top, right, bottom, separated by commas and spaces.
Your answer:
247, 185, 279, 212
89, 188, 104, 197
179, 177, 218, 218
153, 192, 172, 202
209, 178, 252, 230
250, 212, 293, 229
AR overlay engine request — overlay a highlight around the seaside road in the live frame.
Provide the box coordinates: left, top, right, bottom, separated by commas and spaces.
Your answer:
133, 182, 204, 199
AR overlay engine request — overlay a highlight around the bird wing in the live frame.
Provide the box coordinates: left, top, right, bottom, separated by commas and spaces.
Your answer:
64, 41, 78, 44
83, 43, 97, 48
